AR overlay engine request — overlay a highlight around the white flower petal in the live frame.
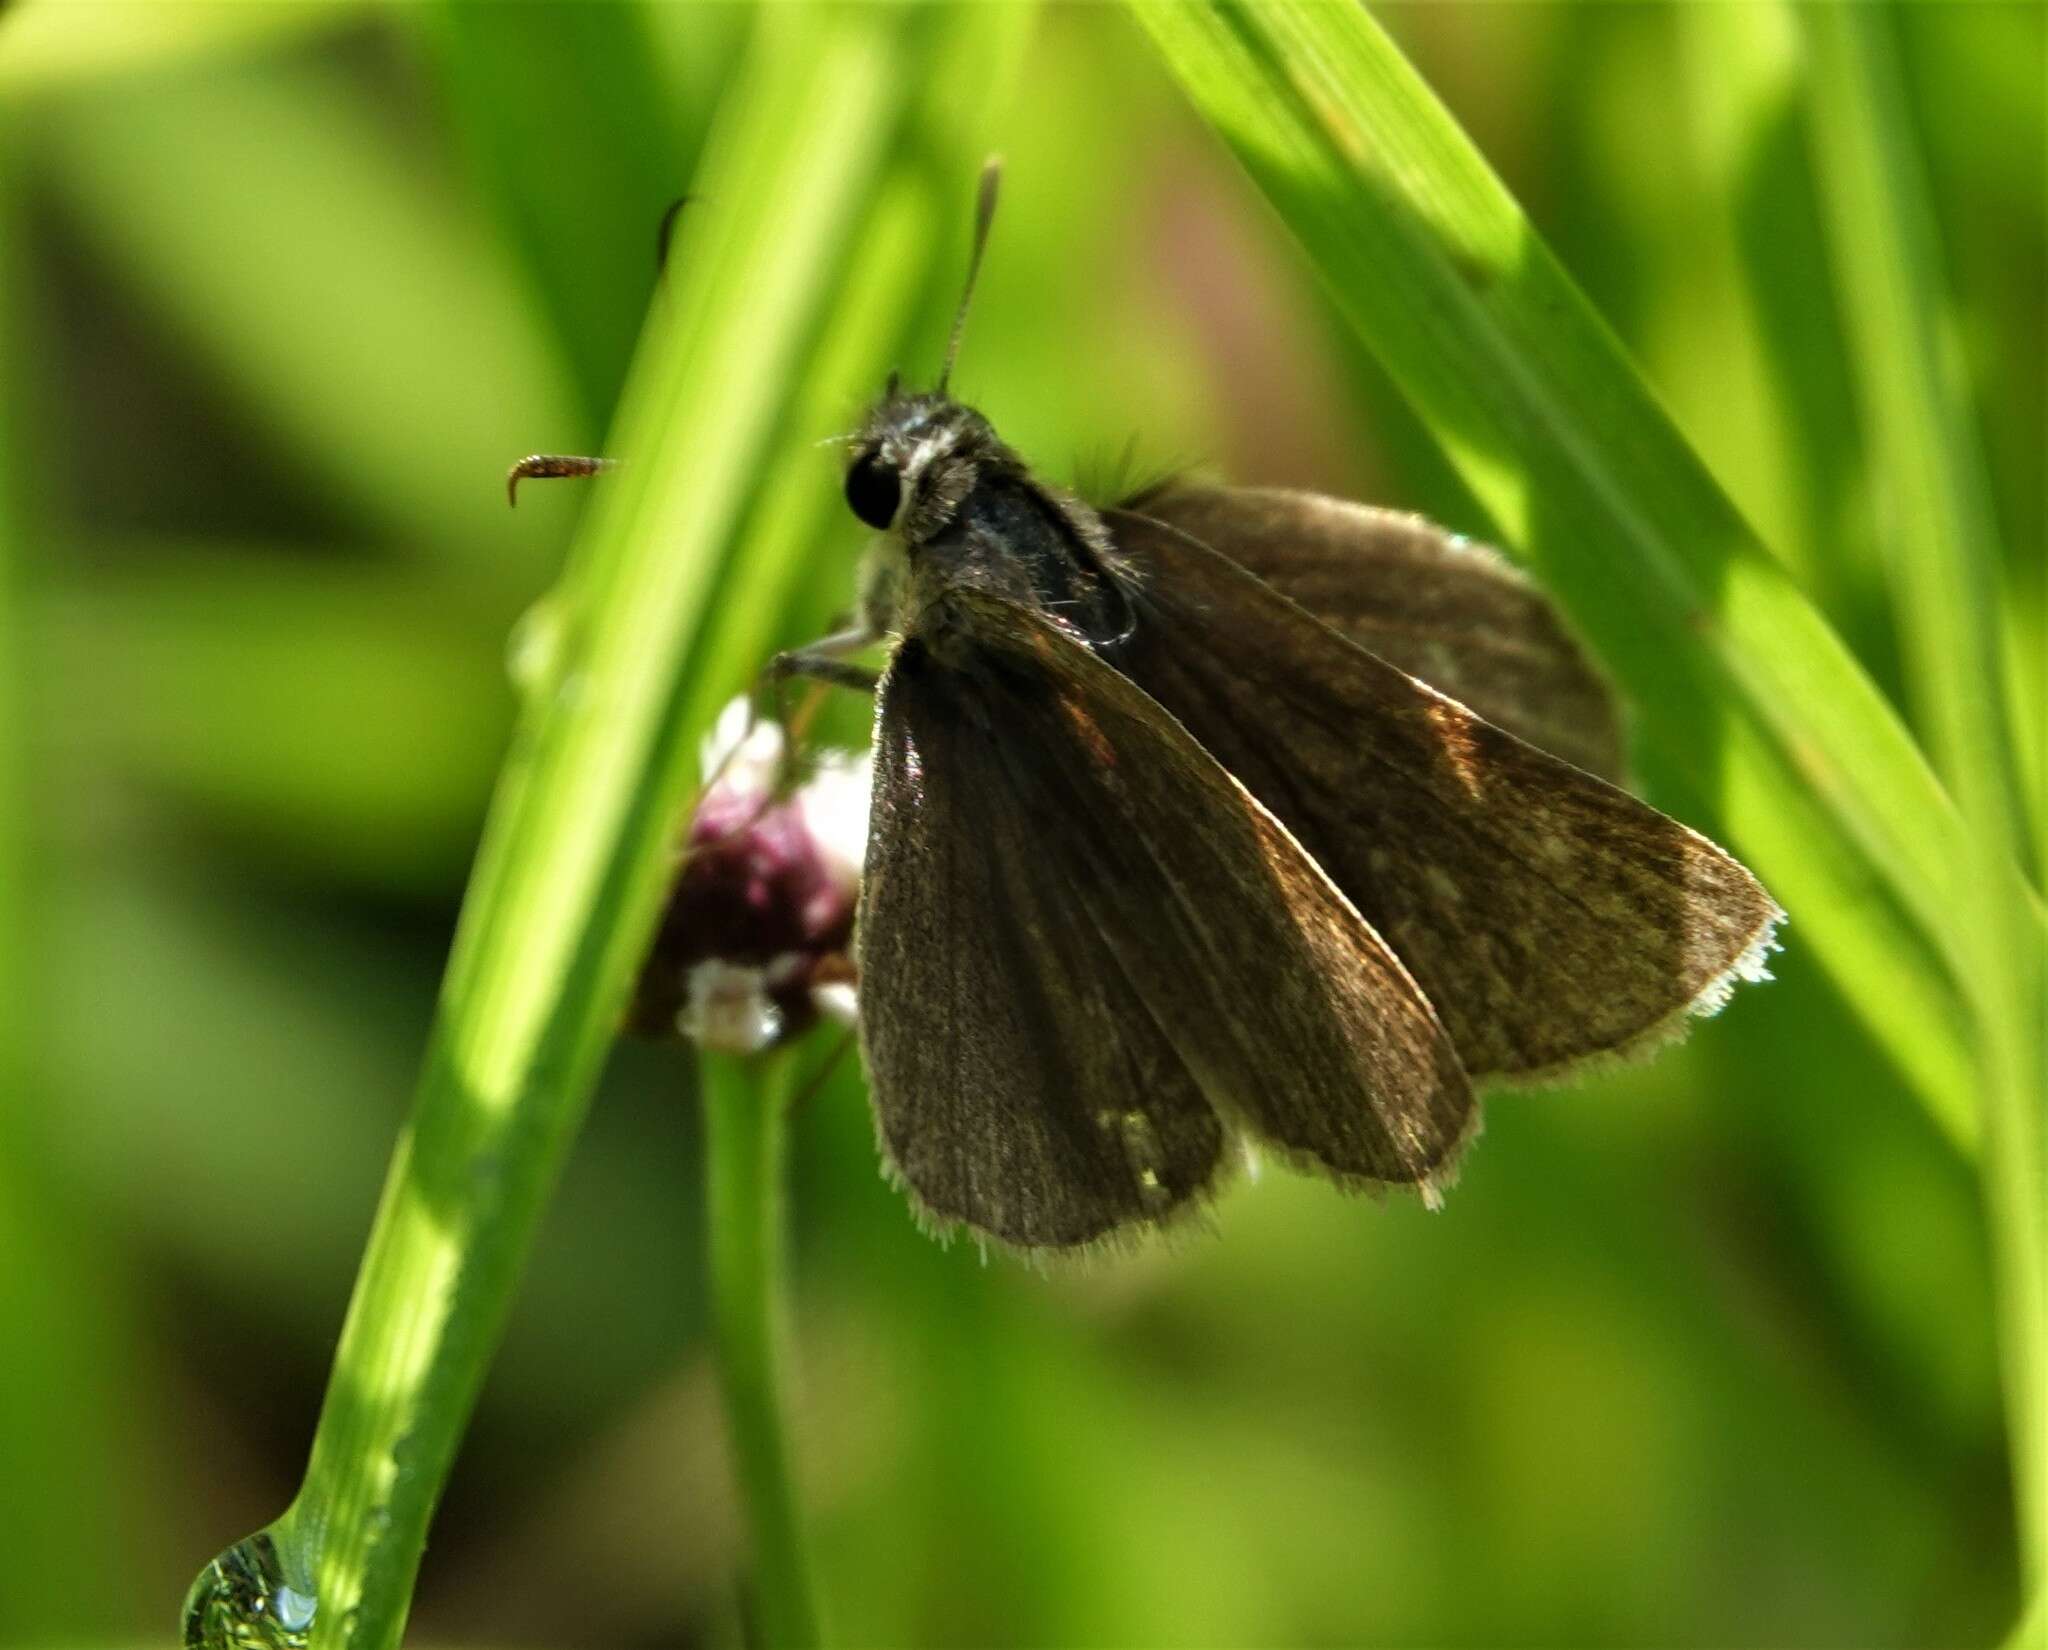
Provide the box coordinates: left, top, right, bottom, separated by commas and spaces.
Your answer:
796, 749, 873, 891
699, 695, 784, 806
811, 980, 859, 1025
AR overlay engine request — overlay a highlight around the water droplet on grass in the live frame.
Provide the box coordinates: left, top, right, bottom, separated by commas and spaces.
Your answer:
182, 1527, 316, 1649
505, 590, 570, 697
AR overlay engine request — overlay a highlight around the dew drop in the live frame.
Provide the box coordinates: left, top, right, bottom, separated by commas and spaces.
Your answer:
181, 1527, 317, 1649
505, 590, 570, 697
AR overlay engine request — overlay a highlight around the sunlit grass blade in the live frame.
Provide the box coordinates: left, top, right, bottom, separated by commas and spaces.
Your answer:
675, 172, 938, 733
681, 10, 1034, 733
1669, 3, 1974, 1138
0, 127, 24, 1135
1674, 4, 1875, 630
228, 8, 1037, 1645
251, 13, 935, 1646
1800, 1, 2048, 1594
2008, 1584, 2047, 1650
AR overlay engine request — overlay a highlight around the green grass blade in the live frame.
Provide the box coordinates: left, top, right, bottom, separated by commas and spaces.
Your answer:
1674, 4, 1874, 627
277, 15, 911, 1647
0, 122, 100, 1645
1670, 3, 1974, 1136
1134, 0, 2046, 1595
403, 2, 706, 429
2007, 1583, 2047, 1650
226, 10, 1030, 1646
1127, 0, 2035, 1148
1800, 3, 2031, 875
1800, 1, 2048, 1591
675, 170, 938, 731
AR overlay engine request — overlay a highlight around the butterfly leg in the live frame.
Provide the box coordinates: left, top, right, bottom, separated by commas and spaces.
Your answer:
505, 453, 618, 507
768, 626, 882, 696
686, 634, 875, 856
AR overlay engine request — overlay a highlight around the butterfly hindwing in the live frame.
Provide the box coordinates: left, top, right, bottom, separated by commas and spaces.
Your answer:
1125, 484, 1625, 781
1104, 506, 1783, 1083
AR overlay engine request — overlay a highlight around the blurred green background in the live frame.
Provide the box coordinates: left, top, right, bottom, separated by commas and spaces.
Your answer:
0, 3, 2040, 1646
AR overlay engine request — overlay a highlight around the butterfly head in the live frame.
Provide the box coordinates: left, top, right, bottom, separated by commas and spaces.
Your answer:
840, 159, 1011, 550
843, 386, 1016, 547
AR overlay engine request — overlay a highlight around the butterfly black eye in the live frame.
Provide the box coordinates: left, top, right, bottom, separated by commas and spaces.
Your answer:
845, 452, 902, 530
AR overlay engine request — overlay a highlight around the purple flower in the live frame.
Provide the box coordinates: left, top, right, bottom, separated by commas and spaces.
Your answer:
627, 698, 869, 1052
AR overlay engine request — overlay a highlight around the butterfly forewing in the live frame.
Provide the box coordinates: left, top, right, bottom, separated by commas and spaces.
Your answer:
1125, 485, 1625, 781
859, 591, 1473, 1248
1104, 507, 1783, 1083
861, 653, 1229, 1248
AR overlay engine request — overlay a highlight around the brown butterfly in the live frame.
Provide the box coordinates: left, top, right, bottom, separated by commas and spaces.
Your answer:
521, 164, 1783, 1253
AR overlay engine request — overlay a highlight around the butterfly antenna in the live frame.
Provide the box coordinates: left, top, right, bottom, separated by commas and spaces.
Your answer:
936, 157, 1002, 396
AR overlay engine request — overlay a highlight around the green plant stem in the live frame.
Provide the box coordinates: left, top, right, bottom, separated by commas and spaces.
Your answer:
1800, 2, 2047, 1596
703, 1051, 820, 1649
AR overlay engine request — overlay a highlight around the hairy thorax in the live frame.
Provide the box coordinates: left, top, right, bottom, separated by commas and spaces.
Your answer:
862, 472, 1135, 669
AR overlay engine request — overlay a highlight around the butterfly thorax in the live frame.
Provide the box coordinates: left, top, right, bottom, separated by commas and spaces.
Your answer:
849, 391, 1135, 665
